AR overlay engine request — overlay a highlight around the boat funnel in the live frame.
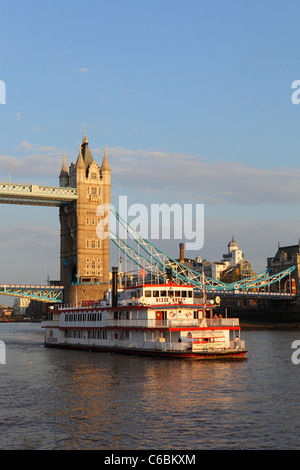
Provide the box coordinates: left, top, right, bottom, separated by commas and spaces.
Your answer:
112, 267, 118, 307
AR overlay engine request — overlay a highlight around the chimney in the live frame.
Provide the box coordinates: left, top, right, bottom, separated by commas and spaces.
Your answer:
112, 267, 118, 307
179, 243, 185, 263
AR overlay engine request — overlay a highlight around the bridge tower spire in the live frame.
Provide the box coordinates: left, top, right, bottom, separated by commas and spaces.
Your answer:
59, 134, 111, 304
59, 154, 69, 187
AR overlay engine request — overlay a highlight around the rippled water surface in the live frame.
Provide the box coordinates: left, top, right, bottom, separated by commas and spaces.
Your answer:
0, 323, 300, 450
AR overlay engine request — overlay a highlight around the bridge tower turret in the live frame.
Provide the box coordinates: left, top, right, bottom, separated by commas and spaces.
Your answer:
59, 133, 111, 304
59, 154, 69, 187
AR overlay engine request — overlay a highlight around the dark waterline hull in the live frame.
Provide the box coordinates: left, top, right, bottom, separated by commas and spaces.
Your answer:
45, 342, 247, 360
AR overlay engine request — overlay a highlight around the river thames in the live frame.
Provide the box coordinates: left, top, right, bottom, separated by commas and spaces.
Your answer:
0, 322, 299, 450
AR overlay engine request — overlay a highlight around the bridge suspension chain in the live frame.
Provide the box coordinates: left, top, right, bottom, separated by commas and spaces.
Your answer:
110, 208, 228, 289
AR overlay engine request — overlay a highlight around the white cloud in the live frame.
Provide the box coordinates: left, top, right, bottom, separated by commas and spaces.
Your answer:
107, 147, 300, 206
76, 67, 89, 73
15, 141, 35, 152
0, 141, 66, 182
2, 142, 300, 207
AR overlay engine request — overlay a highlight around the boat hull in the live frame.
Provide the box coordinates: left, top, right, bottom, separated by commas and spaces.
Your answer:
44, 341, 247, 360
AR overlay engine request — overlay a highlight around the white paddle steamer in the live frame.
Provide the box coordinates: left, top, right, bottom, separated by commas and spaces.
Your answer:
43, 270, 247, 359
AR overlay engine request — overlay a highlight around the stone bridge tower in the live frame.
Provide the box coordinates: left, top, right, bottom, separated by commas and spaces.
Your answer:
59, 133, 111, 304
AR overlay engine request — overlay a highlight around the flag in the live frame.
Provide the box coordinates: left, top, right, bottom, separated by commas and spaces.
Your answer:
9, 163, 13, 172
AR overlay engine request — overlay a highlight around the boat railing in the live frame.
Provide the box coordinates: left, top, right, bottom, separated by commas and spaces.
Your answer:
48, 317, 240, 329
102, 318, 240, 329
205, 318, 240, 327
229, 339, 246, 350
53, 301, 106, 310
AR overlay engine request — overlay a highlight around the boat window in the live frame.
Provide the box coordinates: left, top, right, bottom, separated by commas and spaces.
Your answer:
181, 291, 187, 297
160, 290, 167, 297
114, 311, 118, 320
175, 291, 180, 297
153, 290, 159, 297
145, 290, 152, 297
188, 291, 193, 298
168, 290, 174, 297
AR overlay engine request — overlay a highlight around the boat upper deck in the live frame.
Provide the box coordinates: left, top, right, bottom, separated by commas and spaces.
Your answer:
55, 282, 205, 311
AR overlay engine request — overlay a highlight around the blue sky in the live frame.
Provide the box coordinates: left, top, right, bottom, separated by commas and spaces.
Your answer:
1, 0, 300, 298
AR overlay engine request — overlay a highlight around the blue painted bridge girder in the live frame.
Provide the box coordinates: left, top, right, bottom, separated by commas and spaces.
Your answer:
0, 284, 64, 303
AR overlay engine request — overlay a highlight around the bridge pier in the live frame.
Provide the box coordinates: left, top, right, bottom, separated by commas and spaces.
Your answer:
64, 282, 108, 306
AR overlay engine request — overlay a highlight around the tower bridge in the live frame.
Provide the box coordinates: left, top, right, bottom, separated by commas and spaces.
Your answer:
0, 133, 110, 305
0, 133, 297, 309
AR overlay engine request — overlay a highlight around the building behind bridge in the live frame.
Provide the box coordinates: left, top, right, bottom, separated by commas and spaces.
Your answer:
178, 237, 254, 283
267, 242, 300, 294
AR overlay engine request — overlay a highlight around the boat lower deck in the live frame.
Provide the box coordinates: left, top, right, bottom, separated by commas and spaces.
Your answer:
45, 339, 247, 359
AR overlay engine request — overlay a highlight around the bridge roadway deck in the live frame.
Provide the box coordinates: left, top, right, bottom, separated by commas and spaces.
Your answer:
207, 290, 296, 300
0, 283, 295, 304
0, 182, 77, 206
